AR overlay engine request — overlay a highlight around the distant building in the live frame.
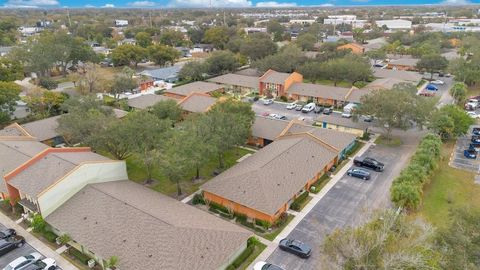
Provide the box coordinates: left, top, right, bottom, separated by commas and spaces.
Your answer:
138, 65, 181, 83
375, 19, 412, 30
114, 19, 128, 27
337, 43, 365, 54
18, 27, 38, 37
244, 27, 267, 34
289, 19, 316, 25
324, 15, 366, 28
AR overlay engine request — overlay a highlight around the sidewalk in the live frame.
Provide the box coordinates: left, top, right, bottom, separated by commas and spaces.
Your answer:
0, 212, 78, 270
246, 134, 379, 268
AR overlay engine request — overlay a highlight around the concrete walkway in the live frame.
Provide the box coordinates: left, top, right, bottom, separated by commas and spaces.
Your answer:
247, 134, 379, 268
0, 212, 78, 270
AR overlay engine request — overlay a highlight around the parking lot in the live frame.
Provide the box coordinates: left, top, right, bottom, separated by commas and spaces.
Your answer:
450, 126, 480, 173
266, 141, 415, 270
250, 100, 321, 124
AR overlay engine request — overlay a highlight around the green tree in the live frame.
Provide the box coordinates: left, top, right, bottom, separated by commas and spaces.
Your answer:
111, 44, 146, 67
449, 82, 467, 105
105, 256, 119, 269
366, 49, 386, 66
147, 44, 181, 66
135, 32, 152, 48
429, 105, 474, 140
267, 20, 285, 42
160, 30, 185, 47
24, 88, 67, 118
296, 33, 317, 51
203, 27, 229, 49
178, 61, 206, 82
449, 57, 480, 86
252, 44, 306, 73
416, 54, 448, 79
150, 99, 183, 123
0, 58, 23, 82
322, 209, 441, 269
110, 67, 138, 99
352, 28, 366, 44
355, 83, 436, 139
205, 51, 240, 75
0, 81, 21, 124
239, 33, 277, 61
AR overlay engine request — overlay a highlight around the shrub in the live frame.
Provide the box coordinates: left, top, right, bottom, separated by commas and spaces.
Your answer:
38, 77, 58, 90
192, 194, 205, 205
247, 237, 260, 247
290, 191, 309, 211
69, 248, 91, 265
255, 219, 271, 230
279, 95, 288, 102
235, 213, 247, 223
228, 245, 254, 269
42, 230, 57, 243
208, 201, 229, 213
58, 234, 71, 245
31, 214, 46, 233
274, 213, 289, 227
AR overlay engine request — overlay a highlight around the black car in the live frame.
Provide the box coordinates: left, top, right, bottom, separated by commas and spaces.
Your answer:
314, 106, 324, 114
323, 108, 333, 115
279, 238, 311, 258
472, 135, 480, 144
470, 143, 480, 152
473, 127, 480, 136
347, 168, 371, 180
0, 235, 25, 256
0, 229, 16, 240
353, 157, 384, 172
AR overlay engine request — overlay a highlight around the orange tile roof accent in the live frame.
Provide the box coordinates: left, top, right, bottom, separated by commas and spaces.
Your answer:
0, 123, 36, 141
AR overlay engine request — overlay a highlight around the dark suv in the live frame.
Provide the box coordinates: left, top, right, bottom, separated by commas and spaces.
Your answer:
0, 235, 26, 256
353, 157, 384, 172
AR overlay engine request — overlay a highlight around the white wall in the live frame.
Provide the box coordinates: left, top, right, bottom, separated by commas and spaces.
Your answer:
38, 161, 127, 218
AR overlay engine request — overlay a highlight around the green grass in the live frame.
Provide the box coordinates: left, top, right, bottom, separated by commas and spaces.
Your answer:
238, 242, 267, 270
310, 174, 331, 194
375, 135, 402, 147
262, 214, 295, 241
127, 147, 254, 197
291, 196, 312, 212
418, 142, 480, 228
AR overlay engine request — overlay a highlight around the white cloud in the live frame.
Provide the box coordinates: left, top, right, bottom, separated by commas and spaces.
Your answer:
255, 1, 296, 7
102, 3, 115, 7
128, 1, 156, 6
441, 0, 470, 4
3, 0, 58, 7
84, 4, 95, 7
168, 0, 251, 7
319, 3, 334, 6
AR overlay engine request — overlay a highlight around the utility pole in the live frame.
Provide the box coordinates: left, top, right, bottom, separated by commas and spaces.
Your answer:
67, 9, 71, 28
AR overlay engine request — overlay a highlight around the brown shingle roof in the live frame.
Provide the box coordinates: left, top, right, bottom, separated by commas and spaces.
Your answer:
259, 70, 292, 84
165, 81, 223, 97
288, 82, 352, 101
202, 134, 343, 216
388, 58, 419, 67
21, 116, 62, 142
0, 123, 32, 137
282, 123, 356, 151
252, 116, 290, 141
373, 69, 422, 82
46, 180, 251, 270
178, 93, 217, 113
207, 74, 259, 89
127, 94, 176, 110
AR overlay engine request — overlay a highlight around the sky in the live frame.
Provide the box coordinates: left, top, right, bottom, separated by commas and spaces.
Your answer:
0, 0, 478, 9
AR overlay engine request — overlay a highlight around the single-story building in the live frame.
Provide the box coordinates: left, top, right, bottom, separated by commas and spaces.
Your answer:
202, 123, 356, 223
373, 68, 422, 83
178, 92, 218, 113
337, 43, 365, 54
138, 65, 181, 83
363, 78, 415, 91
164, 81, 224, 99
386, 58, 419, 71
316, 114, 369, 137
249, 116, 290, 147
287, 83, 354, 106
207, 74, 260, 95
127, 94, 176, 110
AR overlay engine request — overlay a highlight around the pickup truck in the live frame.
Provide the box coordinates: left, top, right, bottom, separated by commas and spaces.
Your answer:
353, 157, 384, 172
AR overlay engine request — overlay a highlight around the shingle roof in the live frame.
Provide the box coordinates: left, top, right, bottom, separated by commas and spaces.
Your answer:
202, 134, 343, 216
0, 123, 32, 137
363, 78, 414, 91
288, 82, 352, 101
21, 116, 62, 142
252, 116, 290, 141
207, 74, 259, 89
46, 180, 251, 270
8, 151, 109, 198
259, 70, 292, 84
235, 68, 262, 77
138, 65, 181, 80
282, 123, 356, 151
165, 82, 224, 97
373, 69, 422, 82
178, 93, 217, 113
127, 94, 176, 109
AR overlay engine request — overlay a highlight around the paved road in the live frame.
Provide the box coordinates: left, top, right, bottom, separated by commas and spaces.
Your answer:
267, 137, 419, 270
251, 101, 319, 124
450, 126, 480, 173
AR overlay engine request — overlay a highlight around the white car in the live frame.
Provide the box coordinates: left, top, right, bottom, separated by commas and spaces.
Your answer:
467, 111, 480, 119
253, 261, 284, 270
431, 80, 445, 85
31, 258, 56, 270
286, 103, 296, 110
262, 99, 274, 105
341, 112, 352, 118
4, 252, 42, 270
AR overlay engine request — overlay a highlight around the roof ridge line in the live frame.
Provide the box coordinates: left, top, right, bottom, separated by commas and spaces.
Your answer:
278, 132, 339, 152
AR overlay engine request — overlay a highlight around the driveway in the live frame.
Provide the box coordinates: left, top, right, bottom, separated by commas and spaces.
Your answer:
450, 126, 480, 173
251, 101, 319, 125
266, 140, 417, 270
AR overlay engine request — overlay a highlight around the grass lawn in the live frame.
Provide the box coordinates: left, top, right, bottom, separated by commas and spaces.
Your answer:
127, 147, 254, 198
375, 135, 402, 147
262, 214, 295, 241
417, 142, 480, 228
238, 242, 267, 270
467, 85, 480, 97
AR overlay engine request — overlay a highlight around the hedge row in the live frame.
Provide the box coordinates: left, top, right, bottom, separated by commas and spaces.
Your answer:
290, 191, 309, 211
390, 134, 442, 211
226, 237, 259, 270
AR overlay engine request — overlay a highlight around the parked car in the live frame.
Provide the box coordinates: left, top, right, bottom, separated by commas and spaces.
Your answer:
0, 236, 26, 256
295, 104, 303, 111
347, 168, 371, 180
301, 103, 316, 113
464, 149, 477, 159
469, 143, 480, 152
431, 80, 445, 85
286, 103, 297, 110
472, 135, 480, 144
426, 84, 439, 91
270, 114, 287, 120
253, 261, 284, 270
0, 229, 16, 240
465, 99, 479, 111
323, 108, 333, 115
473, 127, 480, 135
467, 111, 480, 119
419, 91, 435, 97
3, 252, 42, 270
262, 99, 273, 105
353, 157, 384, 172
314, 106, 324, 114
341, 112, 352, 118
363, 115, 373, 122
279, 238, 311, 258
21, 258, 56, 270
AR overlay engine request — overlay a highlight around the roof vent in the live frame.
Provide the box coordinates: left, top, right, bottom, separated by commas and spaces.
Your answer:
83, 217, 87, 220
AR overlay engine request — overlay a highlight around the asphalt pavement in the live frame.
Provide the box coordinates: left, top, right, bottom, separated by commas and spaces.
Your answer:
0, 223, 43, 269
450, 126, 480, 173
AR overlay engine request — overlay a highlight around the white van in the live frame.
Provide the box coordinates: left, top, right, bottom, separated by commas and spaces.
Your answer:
301, 103, 316, 113
343, 103, 357, 113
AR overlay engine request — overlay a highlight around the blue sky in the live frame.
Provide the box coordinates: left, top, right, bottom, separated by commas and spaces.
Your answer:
0, 0, 477, 9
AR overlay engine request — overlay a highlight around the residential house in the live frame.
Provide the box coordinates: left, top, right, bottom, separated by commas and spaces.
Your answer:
259, 69, 303, 97
337, 43, 365, 54
138, 65, 181, 83
127, 94, 177, 110
178, 92, 217, 113
287, 83, 354, 106
207, 74, 260, 95
386, 58, 420, 71
316, 114, 369, 137
164, 81, 224, 99
373, 68, 422, 83
249, 116, 290, 147
202, 125, 356, 223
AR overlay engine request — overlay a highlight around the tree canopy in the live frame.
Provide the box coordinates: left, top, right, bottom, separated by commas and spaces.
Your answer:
0, 81, 21, 125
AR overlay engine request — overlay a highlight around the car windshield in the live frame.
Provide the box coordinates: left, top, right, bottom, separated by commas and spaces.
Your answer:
34, 261, 46, 268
